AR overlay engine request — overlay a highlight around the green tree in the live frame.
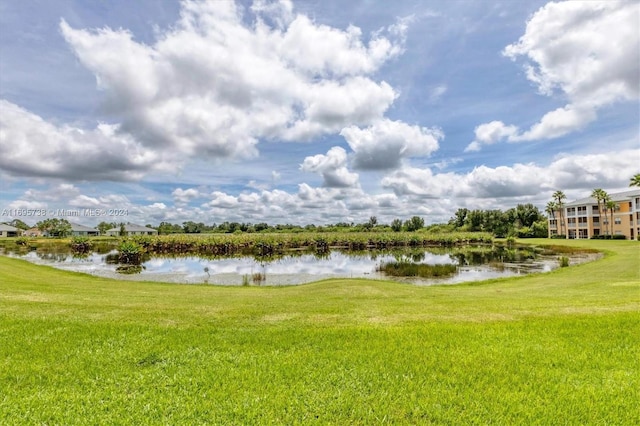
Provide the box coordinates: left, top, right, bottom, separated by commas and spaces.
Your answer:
606, 199, 617, 237
183, 221, 204, 233
590, 189, 607, 236
552, 190, 567, 238
36, 218, 71, 237
368, 216, 378, 229
630, 173, 640, 187
545, 201, 557, 237
9, 219, 29, 230
404, 216, 424, 232
464, 210, 484, 232
390, 218, 403, 232
97, 221, 116, 235
449, 208, 469, 228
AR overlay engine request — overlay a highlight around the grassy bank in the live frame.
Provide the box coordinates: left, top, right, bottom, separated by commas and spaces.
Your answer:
1, 239, 639, 424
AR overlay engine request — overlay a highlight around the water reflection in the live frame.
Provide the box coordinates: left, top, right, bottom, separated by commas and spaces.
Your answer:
1, 244, 599, 286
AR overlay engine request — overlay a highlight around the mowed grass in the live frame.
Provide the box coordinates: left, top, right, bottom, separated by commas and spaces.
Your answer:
1, 239, 639, 424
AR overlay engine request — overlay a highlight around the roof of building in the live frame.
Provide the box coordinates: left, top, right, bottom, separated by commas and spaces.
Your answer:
0, 224, 21, 232
70, 223, 98, 232
565, 189, 640, 207
106, 223, 157, 232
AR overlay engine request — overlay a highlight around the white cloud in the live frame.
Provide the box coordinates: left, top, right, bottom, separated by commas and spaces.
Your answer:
172, 187, 203, 204
5, 148, 638, 226
57, 0, 407, 160
0, 100, 164, 180
465, 121, 519, 152
512, 104, 597, 141
428, 84, 447, 102
300, 146, 359, 188
384, 148, 640, 199
203, 191, 239, 209
471, 0, 639, 150
341, 119, 443, 170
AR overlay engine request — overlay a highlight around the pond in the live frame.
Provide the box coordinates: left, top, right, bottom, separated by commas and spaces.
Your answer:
2, 243, 600, 286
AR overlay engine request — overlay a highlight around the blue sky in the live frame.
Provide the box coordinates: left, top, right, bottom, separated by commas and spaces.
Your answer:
1, 0, 638, 226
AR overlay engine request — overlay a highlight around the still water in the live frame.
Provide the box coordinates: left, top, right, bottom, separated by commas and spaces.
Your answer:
5, 244, 599, 286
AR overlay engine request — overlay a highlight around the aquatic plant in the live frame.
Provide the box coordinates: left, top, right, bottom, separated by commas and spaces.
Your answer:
378, 261, 458, 278
70, 236, 93, 253
15, 236, 30, 246
559, 256, 570, 268
118, 240, 144, 264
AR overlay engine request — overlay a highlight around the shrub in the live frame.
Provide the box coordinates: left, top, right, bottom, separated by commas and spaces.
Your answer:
559, 256, 570, 267
15, 236, 29, 246
377, 261, 457, 278
118, 240, 144, 264
70, 236, 93, 253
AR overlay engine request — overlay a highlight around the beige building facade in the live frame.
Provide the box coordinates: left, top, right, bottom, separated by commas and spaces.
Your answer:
548, 189, 640, 240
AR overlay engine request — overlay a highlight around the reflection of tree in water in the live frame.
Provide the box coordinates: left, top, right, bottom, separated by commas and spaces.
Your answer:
72, 252, 91, 260
450, 246, 538, 266
36, 252, 69, 262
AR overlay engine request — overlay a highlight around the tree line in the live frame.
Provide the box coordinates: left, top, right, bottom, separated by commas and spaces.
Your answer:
446, 203, 547, 238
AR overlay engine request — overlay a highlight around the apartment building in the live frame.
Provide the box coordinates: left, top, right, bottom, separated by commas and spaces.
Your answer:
548, 189, 640, 240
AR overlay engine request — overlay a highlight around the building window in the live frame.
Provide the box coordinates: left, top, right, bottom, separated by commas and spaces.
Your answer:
592, 206, 599, 213
593, 217, 599, 224
577, 206, 586, 214
615, 218, 622, 225
568, 218, 576, 224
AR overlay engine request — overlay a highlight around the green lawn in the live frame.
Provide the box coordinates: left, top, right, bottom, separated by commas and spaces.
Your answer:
1, 239, 639, 424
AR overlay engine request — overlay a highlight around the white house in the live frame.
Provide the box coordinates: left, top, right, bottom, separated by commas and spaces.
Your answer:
70, 223, 99, 237
0, 224, 22, 238
106, 223, 158, 236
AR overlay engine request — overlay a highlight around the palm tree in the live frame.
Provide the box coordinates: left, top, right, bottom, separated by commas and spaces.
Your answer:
590, 188, 607, 236
552, 190, 567, 238
630, 173, 640, 187
606, 199, 617, 237
545, 201, 557, 237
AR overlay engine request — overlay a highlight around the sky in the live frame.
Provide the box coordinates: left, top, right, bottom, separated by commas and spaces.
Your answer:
1, 0, 638, 227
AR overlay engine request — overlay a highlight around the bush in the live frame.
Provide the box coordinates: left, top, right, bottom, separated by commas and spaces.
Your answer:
70, 236, 93, 253
118, 240, 144, 264
15, 236, 29, 246
550, 234, 566, 239
559, 256, 570, 267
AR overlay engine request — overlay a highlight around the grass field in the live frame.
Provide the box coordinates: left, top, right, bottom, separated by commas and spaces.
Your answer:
1, 238, 639, 424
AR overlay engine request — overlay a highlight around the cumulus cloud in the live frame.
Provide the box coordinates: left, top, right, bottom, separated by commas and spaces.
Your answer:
470, 0, 639, 150
300, 146, 359, 188
0, 100, 165, 180
383, 149, 640, 199
58, 0, 407, 156
172, 187, 204, 204
5, 148, 638, 226
341, 119, 443, 170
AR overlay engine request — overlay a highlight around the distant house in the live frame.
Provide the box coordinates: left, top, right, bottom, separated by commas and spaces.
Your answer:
70, 223, 99, 237
25, 227, 44, 237
0, 224, 22, 238
105, 223, 158, 236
